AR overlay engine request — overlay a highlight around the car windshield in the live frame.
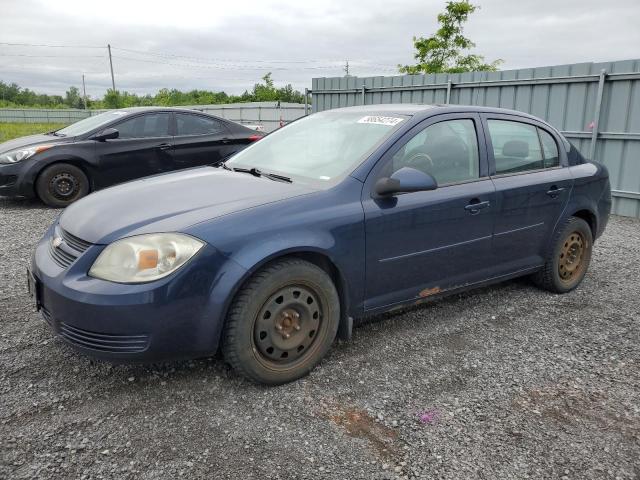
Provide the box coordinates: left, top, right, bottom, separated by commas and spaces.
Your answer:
225, 111, 408, 186
54, 111, 130, 137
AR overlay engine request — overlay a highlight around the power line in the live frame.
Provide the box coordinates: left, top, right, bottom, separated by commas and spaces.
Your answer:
0, 42, 399, 70
0, 42, 103, 49
111, 54, 351, 71
0, 54, 105, 58
111, 46, 347, 65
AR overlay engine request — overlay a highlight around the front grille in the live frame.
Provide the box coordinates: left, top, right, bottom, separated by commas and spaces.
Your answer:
48, 227, 93, 269
49, 242, 77, 268
59, 322, 150, 353
60, 229, 92, 253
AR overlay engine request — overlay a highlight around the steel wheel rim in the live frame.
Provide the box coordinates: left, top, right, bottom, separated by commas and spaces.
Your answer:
558, 231, 586, 283
50, 173, 80, 200
253, 285, 323, 366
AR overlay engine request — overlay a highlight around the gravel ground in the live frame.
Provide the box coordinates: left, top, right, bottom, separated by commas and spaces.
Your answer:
1, 197, 639, 480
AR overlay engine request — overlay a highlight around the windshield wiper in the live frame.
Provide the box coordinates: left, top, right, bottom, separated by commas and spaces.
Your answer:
46, 130, 66, 137
232, 167, 292, 183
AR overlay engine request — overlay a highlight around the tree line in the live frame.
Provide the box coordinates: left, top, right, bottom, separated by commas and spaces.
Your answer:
0, 73, 306, 109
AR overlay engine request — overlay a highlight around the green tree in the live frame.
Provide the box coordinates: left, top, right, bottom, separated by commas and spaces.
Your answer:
399, 1, 502, 74
103, 89, 122, 108
65, 86, 84, 108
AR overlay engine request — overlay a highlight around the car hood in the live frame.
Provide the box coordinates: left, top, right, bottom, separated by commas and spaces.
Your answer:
59, 167, 315, 244
0, 133, 72, 153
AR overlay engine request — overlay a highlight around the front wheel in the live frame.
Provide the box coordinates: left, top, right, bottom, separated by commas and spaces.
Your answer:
222, 258, 340, 385
35, 163, 90, 207
533, 216, 593, 293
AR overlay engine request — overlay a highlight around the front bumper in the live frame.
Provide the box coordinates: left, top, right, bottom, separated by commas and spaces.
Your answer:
0, 161, 33, 198
31, 224, 247, 363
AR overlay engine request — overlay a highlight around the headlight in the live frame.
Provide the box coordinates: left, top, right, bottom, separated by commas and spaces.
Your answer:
0, 145, 54, 164
89, 233, 204, 283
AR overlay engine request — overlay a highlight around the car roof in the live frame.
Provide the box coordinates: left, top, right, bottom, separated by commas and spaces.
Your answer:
111, 106, 215, 115
325, 104, 543, 122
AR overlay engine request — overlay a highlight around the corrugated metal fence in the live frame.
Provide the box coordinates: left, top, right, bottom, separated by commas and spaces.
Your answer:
0, 102, 306, 133
311, 59, 640, 218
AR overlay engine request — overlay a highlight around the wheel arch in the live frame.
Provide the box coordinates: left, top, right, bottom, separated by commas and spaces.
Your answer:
568, 208, 597, 239
32, 158, 95, 197
220, 248, 352, 345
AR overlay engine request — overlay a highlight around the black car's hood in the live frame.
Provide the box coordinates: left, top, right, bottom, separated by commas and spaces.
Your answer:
0, 133, 72, 153
60, 167, 315, 244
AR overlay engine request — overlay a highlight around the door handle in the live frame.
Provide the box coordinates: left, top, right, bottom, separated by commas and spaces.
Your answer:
546, 186, 565, 198
157, 143, 172, 151
464, 199, 490, 214
221, 138, 231, 144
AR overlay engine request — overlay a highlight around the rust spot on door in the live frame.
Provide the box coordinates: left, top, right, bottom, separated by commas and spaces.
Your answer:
419, 286, 441, 298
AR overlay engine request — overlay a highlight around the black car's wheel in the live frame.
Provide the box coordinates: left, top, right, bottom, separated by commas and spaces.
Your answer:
222, 258, 340, 385
36, 163, 90, 207
533, 216, 593, 293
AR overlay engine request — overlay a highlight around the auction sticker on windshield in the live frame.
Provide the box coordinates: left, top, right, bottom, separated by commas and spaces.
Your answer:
357, 116, 404, 126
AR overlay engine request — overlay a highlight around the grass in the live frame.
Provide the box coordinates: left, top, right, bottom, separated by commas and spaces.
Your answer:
0, 122, 68, 143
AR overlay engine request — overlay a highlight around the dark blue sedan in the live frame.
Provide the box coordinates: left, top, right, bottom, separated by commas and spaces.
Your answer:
29, 105, 611, 384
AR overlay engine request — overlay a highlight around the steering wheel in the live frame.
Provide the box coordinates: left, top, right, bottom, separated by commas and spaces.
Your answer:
404, 148, 434, 175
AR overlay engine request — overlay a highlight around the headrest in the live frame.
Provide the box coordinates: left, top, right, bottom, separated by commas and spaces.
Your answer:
502, 140, 529, 158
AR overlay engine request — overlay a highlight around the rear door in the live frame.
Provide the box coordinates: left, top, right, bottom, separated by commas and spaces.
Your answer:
481, 114, 573, 273
362, 113, 496, 310
171, 113, 238, 169
95, 112, 173, 187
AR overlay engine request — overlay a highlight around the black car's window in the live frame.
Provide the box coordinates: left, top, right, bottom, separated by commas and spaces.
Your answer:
115, 113, 170, 139
176, 114, 225, 136
487, 120, 544, 174
539, 128, 560, 168
386, 119, 480, 185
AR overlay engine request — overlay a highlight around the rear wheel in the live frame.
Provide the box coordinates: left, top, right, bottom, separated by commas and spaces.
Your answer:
533, 216, 593, 293
222, 258, 340, 385
36, 163, 89, 207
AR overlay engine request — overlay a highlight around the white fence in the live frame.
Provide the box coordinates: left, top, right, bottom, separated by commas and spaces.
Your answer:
0, 102, 307, 133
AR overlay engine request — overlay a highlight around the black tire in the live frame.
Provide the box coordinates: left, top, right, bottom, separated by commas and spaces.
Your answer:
35, 163, 90, 207
222, 258, 340, 385
533, 216, 593, 293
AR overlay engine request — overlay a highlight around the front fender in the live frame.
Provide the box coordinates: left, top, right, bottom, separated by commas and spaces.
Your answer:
185, 179, 367, 324
20, 152, 96, 196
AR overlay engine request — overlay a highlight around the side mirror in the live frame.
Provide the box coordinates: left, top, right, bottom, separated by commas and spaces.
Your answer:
92, 128, 119, 141
375, 167, 437, 196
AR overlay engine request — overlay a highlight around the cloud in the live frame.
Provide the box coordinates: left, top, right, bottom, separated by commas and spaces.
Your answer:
0, 0, 638, 98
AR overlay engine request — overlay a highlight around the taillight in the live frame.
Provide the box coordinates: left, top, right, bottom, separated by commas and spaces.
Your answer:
247, 135, 262, 142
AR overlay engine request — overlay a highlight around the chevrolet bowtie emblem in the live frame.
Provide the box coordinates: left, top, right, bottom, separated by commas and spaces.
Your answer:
52, 236, 63, 248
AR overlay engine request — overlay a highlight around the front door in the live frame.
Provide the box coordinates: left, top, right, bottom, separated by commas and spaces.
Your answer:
362, 114, 496, 311
96, 112, 173, 188
482, 115, 573, 273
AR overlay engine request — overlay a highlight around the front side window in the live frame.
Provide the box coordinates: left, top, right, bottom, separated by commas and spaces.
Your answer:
55, 111, 132, 137
487, 120, 544, 174
386, 119, 480, 185
115, 113, 171, 139
176, 114, 225, 136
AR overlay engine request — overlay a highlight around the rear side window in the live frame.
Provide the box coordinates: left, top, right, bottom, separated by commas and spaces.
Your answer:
115, 113, 170, 139
176, 114, 225, 136
539, 129, 560, 168
487, 120, 543, 174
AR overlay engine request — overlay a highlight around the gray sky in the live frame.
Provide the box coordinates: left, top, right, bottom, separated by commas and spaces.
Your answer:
1, 0, 639, 98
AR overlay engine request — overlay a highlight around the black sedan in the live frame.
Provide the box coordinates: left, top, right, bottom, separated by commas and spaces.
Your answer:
0, 107, 263, 206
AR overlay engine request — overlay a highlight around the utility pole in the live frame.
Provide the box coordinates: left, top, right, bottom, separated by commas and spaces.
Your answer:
82, 74, 87, 109
107, 44, 116, 92
344, 59, 350, 77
